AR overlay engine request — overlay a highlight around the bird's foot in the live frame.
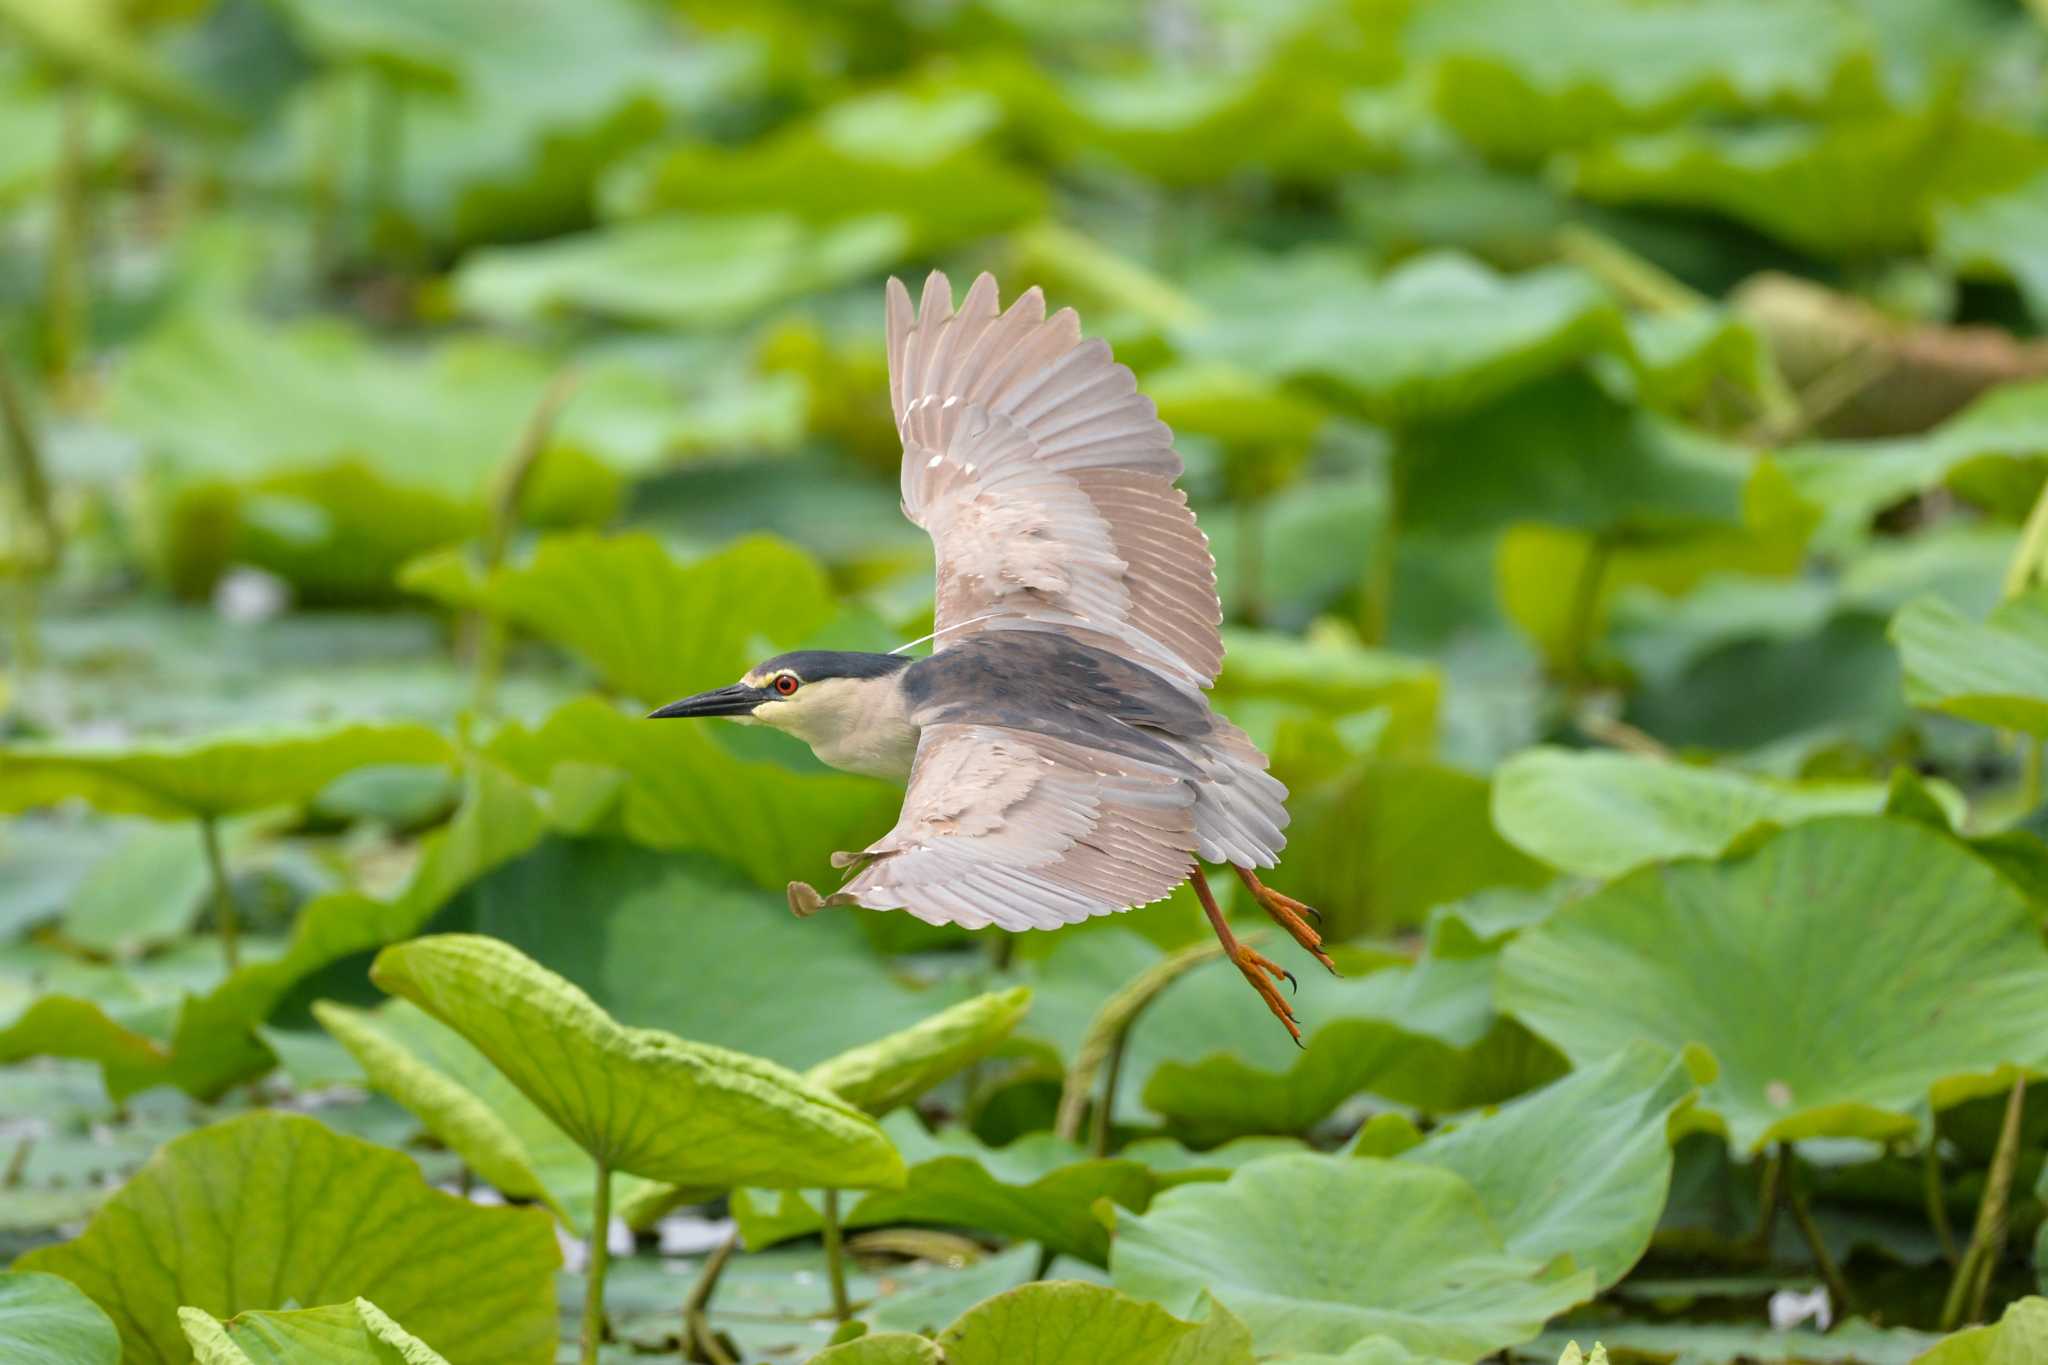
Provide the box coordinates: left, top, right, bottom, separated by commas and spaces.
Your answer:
788, 881, 859, 918
1229, 942, 1302, 1047
1234, 867, 1337, 976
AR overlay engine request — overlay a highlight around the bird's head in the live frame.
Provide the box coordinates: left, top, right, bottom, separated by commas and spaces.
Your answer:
648, 650, 915, 756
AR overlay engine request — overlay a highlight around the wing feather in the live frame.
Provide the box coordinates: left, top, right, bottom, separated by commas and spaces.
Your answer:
837, 723, 1197, 931
887, 271, 1223, 688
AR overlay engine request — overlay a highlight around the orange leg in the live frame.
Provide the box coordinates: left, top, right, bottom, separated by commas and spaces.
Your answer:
1233, 865, 1337, 976
1191, 865, 1302, 1047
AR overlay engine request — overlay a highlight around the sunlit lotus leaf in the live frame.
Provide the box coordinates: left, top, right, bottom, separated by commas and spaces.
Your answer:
1891, 589, 2048, 738
17, 1113, 561, 1365
805, 987, 1034, 1117
372, 934, 905, 1189
1402, 1042, 1699, 1289
1917, 1297, 2048, 1365
313, 999, 663, 1233
0, 1272, 118, 1365
1571, 112, 2048, 258
1211, 629, 1439, 757
1176, 251, 1626, 423
1492, 746, 1907, 879
455, 213, 907, 327
1409, 0, 1876, 160
1498, 817, 2048, 1150
179, 1297, 449, 1365
0, 722, 452, 821
1112, 1153, 1593, 1358
401, 532, 836, 705
809, 1334, 945, 1365
928, 1282, 1254, 1365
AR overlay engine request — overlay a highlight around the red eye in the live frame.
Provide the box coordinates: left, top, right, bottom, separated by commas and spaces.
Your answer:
774, 674, 799, 696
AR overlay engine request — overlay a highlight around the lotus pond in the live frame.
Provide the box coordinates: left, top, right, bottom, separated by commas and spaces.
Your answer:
5, 1, 2048, 1362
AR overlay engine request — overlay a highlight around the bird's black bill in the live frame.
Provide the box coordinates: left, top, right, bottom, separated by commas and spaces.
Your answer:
647, 684, 772, 719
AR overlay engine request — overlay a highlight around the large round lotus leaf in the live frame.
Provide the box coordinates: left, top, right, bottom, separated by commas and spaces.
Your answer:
370, 934, 905, 1190
1401, 1041, 1699, 1289
0, 1271, 119, 1365
1497, 816, 2048, 1150
1110, 1153, 1593, 1359
15, 1112, 560, 1365
178, 1297, 449, 1365
0, 723, 455, 820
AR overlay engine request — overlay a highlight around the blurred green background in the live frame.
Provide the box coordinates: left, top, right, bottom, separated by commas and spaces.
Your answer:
7, 0, 2048, 1360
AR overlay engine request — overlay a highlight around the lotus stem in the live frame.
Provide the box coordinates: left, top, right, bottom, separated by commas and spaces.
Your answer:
1745, 1147, 1782, 1255
199, 816, 238, 971
1942, 1075, 2026, 1329
1923, 1136, 1958, 1266
1056, 937, 1226, 1144
1780, 1144, 1853, 1315
471, 369, 578, 715
820, 1188, 853, 1324
681, 1229, 739, 1365
581, 1159, 612, 1365
45, 80, 89, 384
2001, 472, 2048, 602
0, 351, 58, 570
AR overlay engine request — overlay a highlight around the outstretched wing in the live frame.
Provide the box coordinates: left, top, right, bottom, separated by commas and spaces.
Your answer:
886, 271, 1224, 691
833, 723, 1198, 930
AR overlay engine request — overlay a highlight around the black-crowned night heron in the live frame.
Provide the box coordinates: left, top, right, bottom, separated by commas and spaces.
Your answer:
652, 272, 1332, 1041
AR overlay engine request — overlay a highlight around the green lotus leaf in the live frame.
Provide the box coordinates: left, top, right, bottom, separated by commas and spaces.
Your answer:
604, 102, 1043, 253
401, 532, 836, 706
810, 1333, 945, 1364
1409, 0, 1875, 160
17, 1112, 560, 1365
371, 934, 905, 1190
1937, 169, 2048, 328
1570, 112, 2048, 258
1918, 1296, 2048, 1365
1401, 372, 1748, 540
1211, 630, 1439, 755
805, 987, 1034, 1117
930, 1281, 1254, 1365
61, 821, 215, 957
0, 1271, 119, 1365
1767, 378, 2048, 548
732, 1112, 1152, 1264
1402, 1041, 1699, 1289
1111, 1153, 1594, 1359
1491, 746, 1907, 879
1891, 590, 2048, 738
1523, 1319, 1940, 1363
178, 1297, 450, 1365
1140, 912, 1567, 1143
454, 212, 907, 327
0, 722, 453, 821
1175, 251, 1627, 424
482, 701, 903, 893
313, 999, 665, 1234
1498, 816, 2048, 1150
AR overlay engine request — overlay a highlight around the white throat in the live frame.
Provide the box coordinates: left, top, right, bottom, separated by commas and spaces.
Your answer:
751, 675, 920, 782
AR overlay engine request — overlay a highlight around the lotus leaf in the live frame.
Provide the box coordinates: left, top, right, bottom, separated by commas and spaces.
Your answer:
0, 1271, 119, 1365
1498, 816, 2048, 1149
371, 934, 905, 1189
1492, 746, 1903, 879
1111, 1153, 1594, 1358
0, 722, 453, 821
17, 1112, 561, 1365
401, 531, 836, 705
1403, 1041, 1699, 1288
1892, 590, 2048, 737
178, 1297, 450, 1365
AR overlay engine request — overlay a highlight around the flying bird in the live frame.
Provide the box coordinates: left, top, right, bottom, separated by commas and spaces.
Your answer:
652, 272, 1332, 1040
